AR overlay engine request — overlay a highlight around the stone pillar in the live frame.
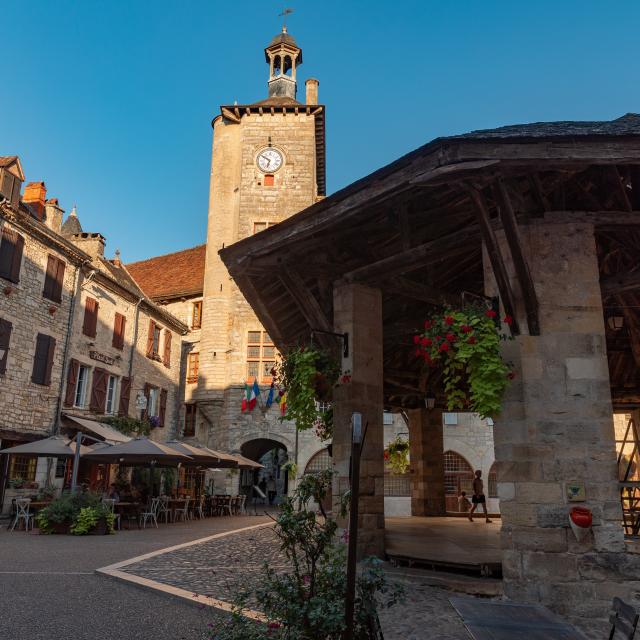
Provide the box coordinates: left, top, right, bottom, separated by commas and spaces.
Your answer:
488, 222, 629, 629
408, 408, 446, 516
332, 282, 385, 558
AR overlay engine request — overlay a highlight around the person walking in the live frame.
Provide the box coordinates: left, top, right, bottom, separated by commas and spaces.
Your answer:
468, 470, 492, 523
266, 476, 276, 506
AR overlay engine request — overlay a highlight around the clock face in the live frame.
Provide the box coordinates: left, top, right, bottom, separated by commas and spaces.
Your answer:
256, 148, 283, 173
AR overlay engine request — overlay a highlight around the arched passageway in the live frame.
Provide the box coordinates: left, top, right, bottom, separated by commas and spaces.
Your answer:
240, 438, 289, 504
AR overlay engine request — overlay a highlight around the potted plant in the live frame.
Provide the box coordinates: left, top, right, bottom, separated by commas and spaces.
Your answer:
384, 436, 410, 475
70, 506, 115, 536
413, 307, 514, 418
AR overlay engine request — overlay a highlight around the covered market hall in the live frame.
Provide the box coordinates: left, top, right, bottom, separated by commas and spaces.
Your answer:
220, 113, 640, 630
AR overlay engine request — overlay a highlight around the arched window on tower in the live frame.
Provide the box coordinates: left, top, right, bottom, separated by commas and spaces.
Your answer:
443, 450, 474, 501
283, 55, 293, 76
488, 462, 498, 498
273, 55, 282, 76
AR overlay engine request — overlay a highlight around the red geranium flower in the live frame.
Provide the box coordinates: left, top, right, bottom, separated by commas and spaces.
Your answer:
461, 325, 472, 334
268, 622, 282, 629
485, 310, 497, 318
444, 315, 454, 326
413, 334, 421, 344
507, 371, 516, 380
424, 320, 432, 329
439, 341, 450, 353
468, 336, 477, 344
423, 337, 432, 347
435, 335, 442, 341
503, 315, 513, 326
415, 349, 422, 357
445, 333, 456, 343
384, 450, 390, 461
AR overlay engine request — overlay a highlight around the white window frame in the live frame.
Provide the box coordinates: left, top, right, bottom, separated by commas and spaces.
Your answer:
443, 412, 458, 425
149, 387, 160, 417
383, 411, 394, 425
75, 365, 90, 408
105, 375, 118, 414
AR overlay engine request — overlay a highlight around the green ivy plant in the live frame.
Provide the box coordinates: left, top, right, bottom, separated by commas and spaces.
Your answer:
413, 307, 514, 418
209, 471, 403, 640
70, 506, 115, 535
37, 491, 115, 535
276, 347, 341, 439
384, 437, 410, 475
102, 415, 151, 437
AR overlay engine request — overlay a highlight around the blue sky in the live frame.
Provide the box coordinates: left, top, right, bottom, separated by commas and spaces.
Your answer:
2, 1, 639, 262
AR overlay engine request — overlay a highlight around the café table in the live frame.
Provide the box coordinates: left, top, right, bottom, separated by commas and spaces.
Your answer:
114, 502, 142, 529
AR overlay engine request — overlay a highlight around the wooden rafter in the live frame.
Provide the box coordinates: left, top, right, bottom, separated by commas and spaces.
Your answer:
379, 276, 458, 307
495, 178, 540, 335
616, 294, 640, 369
601, 270, 640, 296
279, 271, 332, 334
465, 184, 520, 334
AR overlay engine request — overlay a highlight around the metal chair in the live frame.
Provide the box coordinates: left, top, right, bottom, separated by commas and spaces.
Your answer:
174, 496, 190, 522
238, 494, 247, 514
10, 498, 32, 532
101, 498, 121, 531
195, 495, 206, 519
609, 596, 639, 639
157, 495, 172, 523
140, 497, 160, 529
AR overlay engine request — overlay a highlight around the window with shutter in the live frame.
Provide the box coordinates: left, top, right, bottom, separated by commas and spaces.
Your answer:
143, 383, 151, 419
112, 313, 126, 350
0, 317, 12, 375
118, 377, 131, 416
64, 359, 80, 407
90, 368, 108, 412
74, 365, 90, 407
184, 403, 197, 437
163, 330, 172, 368
146, 320, 155, 358
187, 352, 199, 383
192, 301, 202, 329
0, 229, 24, 284
32, 333, 55, 386
82, 297, 99, 338
43, 255, 65, 303
159, 389, 168, 427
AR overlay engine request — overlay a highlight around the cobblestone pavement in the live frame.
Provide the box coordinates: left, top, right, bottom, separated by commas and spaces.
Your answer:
121, 523, 473, 639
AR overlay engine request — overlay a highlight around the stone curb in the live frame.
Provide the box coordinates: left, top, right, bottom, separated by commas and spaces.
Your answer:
95, 522, 272, 620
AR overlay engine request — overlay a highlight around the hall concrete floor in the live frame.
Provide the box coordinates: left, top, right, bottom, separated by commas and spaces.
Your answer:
385, 516, 502, 574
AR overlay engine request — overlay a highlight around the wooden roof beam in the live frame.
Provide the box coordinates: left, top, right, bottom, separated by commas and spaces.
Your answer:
379, 276, 458, 307
495, 178, 540, 335
601, 270, 640, 296
279, 270, 332, 334
465, 184, 520, 334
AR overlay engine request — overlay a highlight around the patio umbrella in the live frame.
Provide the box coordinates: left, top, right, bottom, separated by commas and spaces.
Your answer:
199, 446, 245, 469
0, 436, 92, 458
81, 437, 192, 466
231, 453, 264, 469
164, 441, 230, 467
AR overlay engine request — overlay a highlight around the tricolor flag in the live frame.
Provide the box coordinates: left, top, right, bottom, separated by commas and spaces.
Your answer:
241, 383, 251, 412
249, 379, 261, 411
280, 391, 287, 416
266, 383, 275, 408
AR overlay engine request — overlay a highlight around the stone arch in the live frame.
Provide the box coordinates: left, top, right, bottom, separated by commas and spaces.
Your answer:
303, 447, 332, 512
488, 461, 498, 498
240, 437, 290, 502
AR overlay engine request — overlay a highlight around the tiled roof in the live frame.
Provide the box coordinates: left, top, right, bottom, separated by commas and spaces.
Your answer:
0, 156, 18, 167
127, 244, 206, 300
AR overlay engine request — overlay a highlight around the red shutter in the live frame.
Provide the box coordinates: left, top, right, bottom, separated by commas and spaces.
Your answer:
89, 367, 108, 412
163, 330, 172, 367
142, 382, 151, 419
113, 313, 126, 350
0, 229, 23, 284
54, 259, 65, 302
0, 318, 12, 374
146, 320, 155, 357
64, 358, 80, 407
83, 298, 99, 338
118, 376, 131, 416
159, 389, 167, 427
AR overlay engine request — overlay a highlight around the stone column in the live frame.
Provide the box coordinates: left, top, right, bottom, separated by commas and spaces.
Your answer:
408, 408, 446, 516
488, 222, 628, 629
332, 282, 385, 558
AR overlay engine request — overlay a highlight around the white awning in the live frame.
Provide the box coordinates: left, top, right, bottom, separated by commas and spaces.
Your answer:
63, 414, 131, 444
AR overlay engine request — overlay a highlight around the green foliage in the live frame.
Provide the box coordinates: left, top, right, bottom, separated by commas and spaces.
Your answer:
162, 468, 177, 496
70, 506, 115, 535
209, 471, 403, 640
384, 436, 410, 475
281, 460, 298, 478
276, 347, 340, 438
414, 307, 513, 418
102, 415, 151, 437
37, 491, 114, 535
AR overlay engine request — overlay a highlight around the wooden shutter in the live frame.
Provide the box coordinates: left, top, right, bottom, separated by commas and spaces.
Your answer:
43, 256, 65, 303
159, 389, 167, 427
32, 333, 55, 386
142, 382, 151, 419
0, 318, 12, 375
163, 330, 172, 367
0, 229, 23, 284
146, 320, 155, 357
83, 297, 99, 338
118, 376, 131, 416
89, 367, 108, 412
53, 259, 65, 302
63, 358, 80, 407
112, 312, 126, 350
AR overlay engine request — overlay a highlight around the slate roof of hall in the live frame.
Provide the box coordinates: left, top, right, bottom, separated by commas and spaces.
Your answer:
126, 244, 206, 300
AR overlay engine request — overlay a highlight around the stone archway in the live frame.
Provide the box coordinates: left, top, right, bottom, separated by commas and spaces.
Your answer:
240, 437, 289, 504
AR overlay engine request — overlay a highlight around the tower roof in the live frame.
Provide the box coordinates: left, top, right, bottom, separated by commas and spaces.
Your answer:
264, 27, 302, 64
61, 205, 82, 237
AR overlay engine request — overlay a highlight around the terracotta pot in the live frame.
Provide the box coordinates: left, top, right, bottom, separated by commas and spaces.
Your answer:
89, 519, 109, 536
50, 521, 71, 535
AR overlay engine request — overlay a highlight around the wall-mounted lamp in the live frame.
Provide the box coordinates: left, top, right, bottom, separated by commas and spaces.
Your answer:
351, 412, 362, 444
424, 393, 436, 410
607, 315, 625, 332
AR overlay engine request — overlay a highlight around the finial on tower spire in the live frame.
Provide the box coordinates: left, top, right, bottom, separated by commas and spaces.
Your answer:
279, 7, 293, 31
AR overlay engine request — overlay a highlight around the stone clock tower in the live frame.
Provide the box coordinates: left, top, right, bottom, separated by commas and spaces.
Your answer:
195, 28, 327, 480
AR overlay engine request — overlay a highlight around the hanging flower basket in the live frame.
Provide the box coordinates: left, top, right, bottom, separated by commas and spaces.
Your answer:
413, 307, 514, 418
276, 346, 341, 439
384, 436, 410, 475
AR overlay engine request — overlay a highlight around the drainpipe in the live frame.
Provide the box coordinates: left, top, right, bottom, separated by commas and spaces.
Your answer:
54, 260, 88, 435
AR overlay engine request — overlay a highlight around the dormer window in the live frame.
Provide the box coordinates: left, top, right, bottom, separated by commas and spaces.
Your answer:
0, 157, 24, 208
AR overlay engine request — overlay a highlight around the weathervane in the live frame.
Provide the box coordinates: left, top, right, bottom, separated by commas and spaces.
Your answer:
279, 7, 293, 30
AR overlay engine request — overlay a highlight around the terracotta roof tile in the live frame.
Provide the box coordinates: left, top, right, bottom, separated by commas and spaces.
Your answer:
127, 244, 206, 300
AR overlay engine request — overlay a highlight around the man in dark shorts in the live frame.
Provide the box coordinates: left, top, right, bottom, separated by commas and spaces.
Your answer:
468, 469, 492, 523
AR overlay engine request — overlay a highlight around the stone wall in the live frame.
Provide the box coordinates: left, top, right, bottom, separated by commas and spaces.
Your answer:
0, 218, 80, 438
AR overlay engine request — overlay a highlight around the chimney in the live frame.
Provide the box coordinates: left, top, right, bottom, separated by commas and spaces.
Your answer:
23, 181, 47, 220
70, 232, 106, 260
305, 78, 319, 105
44, 198, 64, 234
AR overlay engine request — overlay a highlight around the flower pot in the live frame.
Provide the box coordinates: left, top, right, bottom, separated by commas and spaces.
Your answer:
49, 521, 71, 535
89, 519, 110, 536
